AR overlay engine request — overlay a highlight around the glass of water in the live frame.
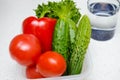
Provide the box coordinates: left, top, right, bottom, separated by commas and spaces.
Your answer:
87, 0, 120, 41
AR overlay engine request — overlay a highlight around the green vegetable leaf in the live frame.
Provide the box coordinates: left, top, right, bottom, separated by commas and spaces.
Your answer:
34, 2, 59, 19
51, 0, 81, 23
34, 3, 50, 18
34, 0, 81, 24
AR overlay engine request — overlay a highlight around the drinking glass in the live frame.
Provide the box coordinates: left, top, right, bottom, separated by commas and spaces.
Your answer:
87, 0, 120, 41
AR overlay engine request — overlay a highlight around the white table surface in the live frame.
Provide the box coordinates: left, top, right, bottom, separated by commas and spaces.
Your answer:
0, 0, 120, 80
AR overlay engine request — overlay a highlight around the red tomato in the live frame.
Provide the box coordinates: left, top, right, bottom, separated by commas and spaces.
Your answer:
22, 16, 57, 53
26, 65, 44, 79
9, 34, 41, 66
36, 51, 66, 77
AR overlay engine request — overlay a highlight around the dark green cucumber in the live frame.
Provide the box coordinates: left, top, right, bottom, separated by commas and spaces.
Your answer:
52, 18, 77, 75
68, 15, 91, 75
52, 19, 69, 62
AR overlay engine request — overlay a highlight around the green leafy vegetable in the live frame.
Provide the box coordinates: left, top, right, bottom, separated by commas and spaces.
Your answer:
34, 3, 50, 18
35, 2, 59, 18
50, 0, 81, 24
34, 0, 81, 24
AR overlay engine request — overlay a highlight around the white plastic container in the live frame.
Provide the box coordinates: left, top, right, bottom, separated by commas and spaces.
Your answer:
29, 50, 92, 80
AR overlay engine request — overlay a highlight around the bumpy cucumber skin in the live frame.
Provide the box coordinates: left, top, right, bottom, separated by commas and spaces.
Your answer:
52, 19, 69, 62
68, 15, 91, 75
52, 18, 77, 75
66, 19, 77, 60
66, 19, 77, 74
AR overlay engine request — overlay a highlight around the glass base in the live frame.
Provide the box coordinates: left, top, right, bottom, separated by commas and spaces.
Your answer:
91, 29, 115, 41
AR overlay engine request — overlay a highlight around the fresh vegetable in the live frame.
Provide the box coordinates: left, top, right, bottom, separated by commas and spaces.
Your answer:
34, 2, 58, 19
52, 19, 69, 62
67, 19, 77, 59
34, 0, 81, 24
68, 15, 91, 75
52, 18, 77, 75
26, 65, 44, 79
9, 34, 41, 66
22, 16, 56, 53
36, 51, 66, 77
9, 0, 91, 79
51, 0, 80, 74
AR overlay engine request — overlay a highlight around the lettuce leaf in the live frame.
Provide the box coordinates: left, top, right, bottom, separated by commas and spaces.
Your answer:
34, 0, 81, 24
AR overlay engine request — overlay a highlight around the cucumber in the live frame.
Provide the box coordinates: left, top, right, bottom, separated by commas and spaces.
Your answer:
52, 18, 77, 75
68, 15, 91, 75
66, 19, 77, 60
52, 18, 69, 62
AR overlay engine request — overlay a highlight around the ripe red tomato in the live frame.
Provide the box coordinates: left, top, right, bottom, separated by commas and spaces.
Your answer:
9, 34, 41, 66
26, 65, 44, 79
36, 51, 66, 77
22, 16, 57, 53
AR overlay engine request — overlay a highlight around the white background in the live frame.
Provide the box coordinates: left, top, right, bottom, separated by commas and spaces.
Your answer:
0, 0, 120, 80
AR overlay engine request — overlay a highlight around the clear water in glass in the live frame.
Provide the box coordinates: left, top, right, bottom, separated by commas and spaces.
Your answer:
87, 1, 120, 41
